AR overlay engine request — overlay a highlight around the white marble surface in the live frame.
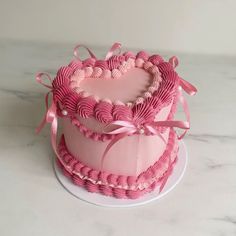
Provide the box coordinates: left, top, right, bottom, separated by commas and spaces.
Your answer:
0, 40, 236, 236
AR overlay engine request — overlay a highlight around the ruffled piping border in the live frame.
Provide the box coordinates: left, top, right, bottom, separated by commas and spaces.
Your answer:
56, 129, 178, 199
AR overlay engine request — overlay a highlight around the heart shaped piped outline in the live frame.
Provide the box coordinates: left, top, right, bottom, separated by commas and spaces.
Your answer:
52, 49, 179, 124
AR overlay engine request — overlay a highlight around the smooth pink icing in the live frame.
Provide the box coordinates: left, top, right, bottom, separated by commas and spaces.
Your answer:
62, 100, 173, 176
77, 68, 151, 103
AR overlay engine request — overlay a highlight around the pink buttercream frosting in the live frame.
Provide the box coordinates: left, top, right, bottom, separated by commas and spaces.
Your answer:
77, 96, 97, 118
68, 60, 83, 71
94, 60, 109, 70
112, 104, 132, 121
136, 51, 149, 61
36, 43, 196, 199
94, 101, 113, 123
62, 92, 80, 114
82, 58, 96, 67
51, 47, 180, 127
56, 128, 178, 199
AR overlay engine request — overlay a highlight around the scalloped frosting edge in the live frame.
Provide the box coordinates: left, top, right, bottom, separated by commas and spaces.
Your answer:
70, 89, 179, 142
56, 129, 178, 199
52, 50, 179, 124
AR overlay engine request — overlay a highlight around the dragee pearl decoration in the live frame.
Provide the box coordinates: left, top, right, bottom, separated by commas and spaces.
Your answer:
62, 110, 68, 116
139, 128, 145, 134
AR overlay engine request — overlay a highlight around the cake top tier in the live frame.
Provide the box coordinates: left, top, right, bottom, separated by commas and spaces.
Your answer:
51, 43, 181, 124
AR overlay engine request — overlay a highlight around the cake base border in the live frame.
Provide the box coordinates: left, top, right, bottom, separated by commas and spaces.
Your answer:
53, 140, 187, 207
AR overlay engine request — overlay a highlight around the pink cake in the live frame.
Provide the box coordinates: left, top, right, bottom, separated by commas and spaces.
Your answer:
36, 43, 197, 199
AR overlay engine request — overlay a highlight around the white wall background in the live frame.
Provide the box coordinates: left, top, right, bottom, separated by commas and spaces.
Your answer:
0, 0, 236, 55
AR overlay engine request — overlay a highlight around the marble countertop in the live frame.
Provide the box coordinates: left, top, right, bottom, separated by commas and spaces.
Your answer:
0, 40, 235, 236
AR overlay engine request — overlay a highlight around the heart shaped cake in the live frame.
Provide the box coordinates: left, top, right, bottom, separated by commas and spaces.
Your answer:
36, 43, 197, 199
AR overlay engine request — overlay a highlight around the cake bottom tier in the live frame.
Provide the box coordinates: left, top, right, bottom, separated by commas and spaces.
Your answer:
56, 129, 179, 199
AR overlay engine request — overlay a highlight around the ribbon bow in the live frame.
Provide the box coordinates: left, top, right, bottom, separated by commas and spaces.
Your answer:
74, 42, 121, 61
101, 93, 190, 192
169, 56, 197, 96
101, 59, 197, 192
102, 118, 190, 164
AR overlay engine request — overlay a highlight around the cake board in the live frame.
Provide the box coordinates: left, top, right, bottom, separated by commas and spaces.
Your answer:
53, 140, 187, 207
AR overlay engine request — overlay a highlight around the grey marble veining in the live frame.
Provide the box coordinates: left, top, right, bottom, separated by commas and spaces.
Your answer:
0, 39, 236, 236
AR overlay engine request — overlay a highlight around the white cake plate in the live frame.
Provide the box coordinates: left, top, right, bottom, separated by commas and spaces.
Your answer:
53, 141, 187, 207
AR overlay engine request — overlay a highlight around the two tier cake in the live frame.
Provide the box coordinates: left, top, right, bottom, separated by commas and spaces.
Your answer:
36, 43, 197, 199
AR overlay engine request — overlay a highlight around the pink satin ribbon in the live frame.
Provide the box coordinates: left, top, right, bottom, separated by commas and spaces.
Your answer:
158, 87, 194, 192
73, 44, 97, 60
105, 42, 122, 60
169, 56, 197, 96
102, 117, 189, 154
101, 77, 197, 192
73, 42, 121, 61
35, 73, 67, 171
179, 77, 197, 96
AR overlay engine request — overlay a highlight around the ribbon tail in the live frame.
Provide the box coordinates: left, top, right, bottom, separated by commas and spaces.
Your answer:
179, 77, 197, 96
105, 42, 122, 60
146, 125, 167, 144
35, 116, 47, 134
177, 90, 190, 140
101, 132, 132, 169
73, 44, 97, 59
159, 156, 173, 193
169, 56, 179, 68
159, 167, 172, 193
50, 114, 59, 157
35, 92, 50, 134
